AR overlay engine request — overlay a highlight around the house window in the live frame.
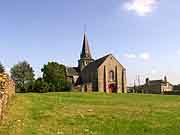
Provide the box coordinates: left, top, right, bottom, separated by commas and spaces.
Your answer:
109, 70, 115, 81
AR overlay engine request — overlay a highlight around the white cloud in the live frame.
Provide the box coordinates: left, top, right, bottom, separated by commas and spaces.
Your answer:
124, 52, 150, 61
124, 53, 137, 59
123, 0, 158, 16
139, 52, 150, 60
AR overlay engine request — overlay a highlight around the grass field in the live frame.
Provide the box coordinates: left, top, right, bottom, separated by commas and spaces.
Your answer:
1, 92, 180, 135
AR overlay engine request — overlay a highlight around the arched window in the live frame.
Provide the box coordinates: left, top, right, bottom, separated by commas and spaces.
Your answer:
109, 70, 115, 81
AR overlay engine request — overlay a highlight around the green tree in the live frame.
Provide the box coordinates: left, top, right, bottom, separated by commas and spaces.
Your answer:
41, 62, 70, 91
10, 61, 35, 92
41, 62, 66, 84
0, 63, 5, 73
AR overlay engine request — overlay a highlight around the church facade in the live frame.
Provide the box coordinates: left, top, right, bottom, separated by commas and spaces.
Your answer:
66, 33, 127, 93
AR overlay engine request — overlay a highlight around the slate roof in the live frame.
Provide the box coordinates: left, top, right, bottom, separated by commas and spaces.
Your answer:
80, 33, 92, 59
66, 67, 79, 76
81, 54, 111, 73
148, 80, 173, 86
149, 80, 163, 84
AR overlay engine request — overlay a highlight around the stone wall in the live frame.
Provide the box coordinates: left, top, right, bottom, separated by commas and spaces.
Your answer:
98, 55, 127, 93
0, 73, 15, 120
80, 54, 127, 93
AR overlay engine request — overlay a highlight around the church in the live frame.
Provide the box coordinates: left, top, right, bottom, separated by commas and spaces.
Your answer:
66, 33, 127, 93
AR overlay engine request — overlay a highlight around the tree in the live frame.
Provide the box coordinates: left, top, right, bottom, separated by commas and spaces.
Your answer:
0, 63, 5, 73
41, 62, 70, 91
41, 62, 66, 84
10, 61, 35, 92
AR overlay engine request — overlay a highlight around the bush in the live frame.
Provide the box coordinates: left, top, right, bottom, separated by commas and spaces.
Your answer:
15, 81, 33, 93
55, 80, 72, 92
33, 78, 49, 93
63, 81, 72, 91
16, 78, 72, 93
39, 82, 49, 93
48, 83, 56, 92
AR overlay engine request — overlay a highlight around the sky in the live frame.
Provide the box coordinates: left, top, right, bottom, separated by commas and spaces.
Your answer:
0, 0, 180, 86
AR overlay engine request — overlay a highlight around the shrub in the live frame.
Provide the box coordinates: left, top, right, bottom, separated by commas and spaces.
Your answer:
48, 83, 56, 92
33, 78, 49, 93
55, 80, 72, 92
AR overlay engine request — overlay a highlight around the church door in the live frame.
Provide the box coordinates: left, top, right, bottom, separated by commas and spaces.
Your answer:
108, 83, 117, 93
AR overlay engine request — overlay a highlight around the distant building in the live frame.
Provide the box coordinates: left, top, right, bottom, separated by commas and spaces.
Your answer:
65, 33, 127, 93
141, 76, 173, 94
65, 67, 79, 85
173, 84, 180, 92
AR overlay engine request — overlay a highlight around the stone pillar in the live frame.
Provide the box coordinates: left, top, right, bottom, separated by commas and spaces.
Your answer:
103, 66, 107, 93
122, 69, 127, 93
116, 66, 121, 93
105, 66, 110, 94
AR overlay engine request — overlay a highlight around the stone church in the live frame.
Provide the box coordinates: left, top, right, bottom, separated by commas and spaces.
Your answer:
66, 33, 127, 93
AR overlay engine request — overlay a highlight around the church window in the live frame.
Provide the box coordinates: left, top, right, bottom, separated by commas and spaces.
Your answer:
109, 70, 115, 81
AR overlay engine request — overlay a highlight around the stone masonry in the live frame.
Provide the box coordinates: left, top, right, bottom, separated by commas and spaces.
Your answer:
0, 73, 15, 121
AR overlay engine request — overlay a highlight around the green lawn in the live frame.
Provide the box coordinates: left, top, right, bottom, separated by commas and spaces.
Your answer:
1, 92, 180, 135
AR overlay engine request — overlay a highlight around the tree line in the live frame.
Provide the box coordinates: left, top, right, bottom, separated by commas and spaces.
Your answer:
0, 61, 72, 93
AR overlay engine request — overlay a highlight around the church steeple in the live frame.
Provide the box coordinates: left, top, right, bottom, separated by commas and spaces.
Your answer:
80, 33, 92, 59
78, 33, 94, 71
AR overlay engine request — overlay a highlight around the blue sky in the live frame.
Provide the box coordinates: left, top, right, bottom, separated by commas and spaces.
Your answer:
0, 0, 180, 85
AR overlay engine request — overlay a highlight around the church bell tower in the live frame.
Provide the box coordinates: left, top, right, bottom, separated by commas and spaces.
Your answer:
78, 33, 94, 71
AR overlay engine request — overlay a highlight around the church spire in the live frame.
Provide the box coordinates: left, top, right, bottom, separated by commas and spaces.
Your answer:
80, 33, 92, 59
78, 32, 94, 71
